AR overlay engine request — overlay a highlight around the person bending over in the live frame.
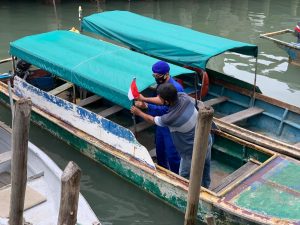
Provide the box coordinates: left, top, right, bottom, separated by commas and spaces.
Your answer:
131, 83, 212, 188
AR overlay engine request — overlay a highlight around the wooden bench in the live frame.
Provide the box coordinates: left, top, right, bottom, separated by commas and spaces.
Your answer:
98, 105, 123, 118
220, 107, 264, 124
77, 95, 102, 107
0, 151, 11, 164
48, 82, 73, 96
295, 142, 300, 147
212, 160, 259, 193
129, 121, 153, 133
204, 96, 228, 107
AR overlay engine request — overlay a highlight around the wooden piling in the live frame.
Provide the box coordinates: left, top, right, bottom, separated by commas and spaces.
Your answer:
206, 215, 216, 225
57, 161, 82, 225
9, 98, 32, 225
184, 106, 214, 225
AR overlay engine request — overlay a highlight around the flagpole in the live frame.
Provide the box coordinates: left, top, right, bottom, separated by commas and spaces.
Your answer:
132, 100, 137, 136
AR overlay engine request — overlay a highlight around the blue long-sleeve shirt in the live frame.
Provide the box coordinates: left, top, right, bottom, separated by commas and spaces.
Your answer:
147, 77, 184, 116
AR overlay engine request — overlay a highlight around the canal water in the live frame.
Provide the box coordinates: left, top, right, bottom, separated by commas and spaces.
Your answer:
0, 0, 300, 224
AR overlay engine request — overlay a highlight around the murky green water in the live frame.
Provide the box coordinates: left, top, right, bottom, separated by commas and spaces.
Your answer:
1, 0, 300, 224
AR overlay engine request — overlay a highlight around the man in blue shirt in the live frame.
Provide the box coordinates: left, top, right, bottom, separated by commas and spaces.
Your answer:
131, 83, 212, 188
135, 61, 182, 174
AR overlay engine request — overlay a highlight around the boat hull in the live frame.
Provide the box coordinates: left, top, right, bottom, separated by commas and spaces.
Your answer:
0, 79, 296, 225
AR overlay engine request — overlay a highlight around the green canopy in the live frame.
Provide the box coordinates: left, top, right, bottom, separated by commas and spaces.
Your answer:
82, 11, 258, 70
10, 31, 193, 109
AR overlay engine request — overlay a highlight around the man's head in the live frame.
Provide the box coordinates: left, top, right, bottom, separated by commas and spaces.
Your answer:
152, 61, 170, 84
157, 83, 178, 106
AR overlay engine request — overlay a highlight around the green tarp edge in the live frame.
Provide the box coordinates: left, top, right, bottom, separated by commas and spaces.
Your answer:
9, 30, 193, 109
82, 11, 258, 70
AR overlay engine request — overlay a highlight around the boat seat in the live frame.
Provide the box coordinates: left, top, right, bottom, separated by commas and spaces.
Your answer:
129, 121, 153, 133
0, 172, 10, 188
204, 96, 228, 107
98, 105, 123, 117
0, 151, 11, 164
48, 82, 73, 96
0, 185, 46, 217
220, 107, 264, 124
77, 95, 102, 107
211, 160, 259, 193
295, 142, 300, 147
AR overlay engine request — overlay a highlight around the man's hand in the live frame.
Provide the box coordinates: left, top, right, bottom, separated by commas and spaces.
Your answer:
131, 106, 155, 124
135, 100, 147, 109
131, 106, 142, 116
136, 94, 145, 101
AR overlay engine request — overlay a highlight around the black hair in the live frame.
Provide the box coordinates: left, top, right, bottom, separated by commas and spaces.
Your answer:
157, 83, 178, 104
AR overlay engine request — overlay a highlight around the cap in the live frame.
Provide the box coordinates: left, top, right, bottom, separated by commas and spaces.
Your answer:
152, 61, 170, 74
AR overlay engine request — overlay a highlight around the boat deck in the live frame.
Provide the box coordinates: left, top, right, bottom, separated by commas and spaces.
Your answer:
223, 156, 300, 222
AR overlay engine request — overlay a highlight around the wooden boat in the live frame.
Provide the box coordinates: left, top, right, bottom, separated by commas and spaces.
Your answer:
81, 11, 300, 159
0, 122, 100, 225
1, 30, 300, 224
260, 29, 300, 66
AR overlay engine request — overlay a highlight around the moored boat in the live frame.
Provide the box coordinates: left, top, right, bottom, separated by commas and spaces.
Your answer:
81, 11, 300, 160
0, 30, 300, 224
0, 122, 100, 225
260, 29, 300, 66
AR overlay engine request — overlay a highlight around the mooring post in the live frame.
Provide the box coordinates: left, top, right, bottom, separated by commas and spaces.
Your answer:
57, 161, 82, 225
206, 215, 216, 225
184, 105, 214, 225
9, 98, 32, 225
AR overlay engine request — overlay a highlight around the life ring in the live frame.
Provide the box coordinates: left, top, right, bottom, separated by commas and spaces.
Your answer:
184, 66, 209, 98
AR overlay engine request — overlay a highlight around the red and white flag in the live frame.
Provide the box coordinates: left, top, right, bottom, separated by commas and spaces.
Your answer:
128, 78, 140, 100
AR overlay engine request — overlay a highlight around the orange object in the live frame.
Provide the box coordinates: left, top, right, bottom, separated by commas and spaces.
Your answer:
184, 66, 209, 98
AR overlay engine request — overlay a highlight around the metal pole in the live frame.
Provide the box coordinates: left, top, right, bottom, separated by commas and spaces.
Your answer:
79, 6, 82, 32
184, 105, 214, 225
7, 79, 14, 117
251, 57, 258, 107
9, 99, 32, 225
132, 100, 137, 135
52, 0, 59, 30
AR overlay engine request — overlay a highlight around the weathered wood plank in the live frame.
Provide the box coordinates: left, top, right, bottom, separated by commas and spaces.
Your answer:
129, 121, 153, 133
295, 142, 300, 147
204, 96, 228, 107
98, 105, 123, 117
212, 161, 258, 193
184, 106, 214, 225
48, 82, 73, 96
57, 161, 81, 225
0, 57, 12, 64
9, 99, 32, 225
77, 95, 102, 107
220, 107, 264, 124
0, 151, 11, 164
0, 172, 11, 188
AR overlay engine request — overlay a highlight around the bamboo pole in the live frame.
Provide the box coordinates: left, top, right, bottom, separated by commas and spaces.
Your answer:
0, 57, 12, 64
184, 105, 214, 225
9, 98, 32, 225
57, 161, 82, 225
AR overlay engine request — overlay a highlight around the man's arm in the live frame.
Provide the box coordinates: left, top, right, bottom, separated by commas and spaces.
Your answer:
131, 106, 155, 124
138, 94, 163, 105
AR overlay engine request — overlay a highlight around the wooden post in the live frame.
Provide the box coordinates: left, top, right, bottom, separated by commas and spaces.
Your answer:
206, 215, 216, 225
9, 98, 32, 225
57, 161, 82, 225
184, 105, 214, 225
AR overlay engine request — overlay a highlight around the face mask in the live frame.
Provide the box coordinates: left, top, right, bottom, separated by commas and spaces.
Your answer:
155, 76, 167, 84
